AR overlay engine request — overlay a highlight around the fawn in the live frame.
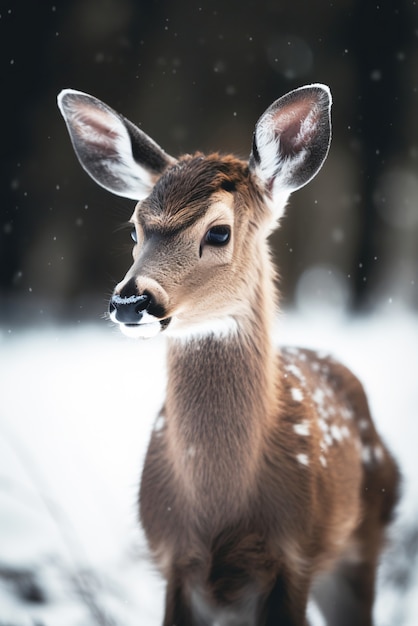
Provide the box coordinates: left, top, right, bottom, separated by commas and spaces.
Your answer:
58, 84, 399, 626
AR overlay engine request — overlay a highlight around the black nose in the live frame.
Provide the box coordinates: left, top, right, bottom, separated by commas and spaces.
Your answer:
109, 292, 150, 324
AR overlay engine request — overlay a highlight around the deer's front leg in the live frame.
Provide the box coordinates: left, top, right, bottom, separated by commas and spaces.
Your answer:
263, 572, 310, 626
163, 574, 195, 626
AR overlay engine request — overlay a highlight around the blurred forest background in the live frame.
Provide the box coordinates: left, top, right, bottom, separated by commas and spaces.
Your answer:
1, 0, 417, 326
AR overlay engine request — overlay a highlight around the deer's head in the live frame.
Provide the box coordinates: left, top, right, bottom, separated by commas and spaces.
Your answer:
58, 85, 331, 339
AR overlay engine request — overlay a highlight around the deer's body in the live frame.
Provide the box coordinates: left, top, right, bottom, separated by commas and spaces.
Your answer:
58, 85, 399, 625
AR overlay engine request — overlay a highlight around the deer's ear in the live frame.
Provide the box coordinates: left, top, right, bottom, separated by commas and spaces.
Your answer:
249, 84, 332, 219
57, 89, 176, 200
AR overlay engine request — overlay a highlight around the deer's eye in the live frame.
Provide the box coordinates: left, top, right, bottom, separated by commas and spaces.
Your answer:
205, 225, 231, 246
130, 227, 138, 243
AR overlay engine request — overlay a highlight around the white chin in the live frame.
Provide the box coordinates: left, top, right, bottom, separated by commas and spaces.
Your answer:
119, 322, 161, 339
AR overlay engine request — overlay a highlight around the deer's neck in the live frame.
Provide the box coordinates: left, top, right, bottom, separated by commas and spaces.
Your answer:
165, 256, 279, 516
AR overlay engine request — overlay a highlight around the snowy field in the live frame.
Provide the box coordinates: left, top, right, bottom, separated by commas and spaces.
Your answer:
0, 310, 417, 625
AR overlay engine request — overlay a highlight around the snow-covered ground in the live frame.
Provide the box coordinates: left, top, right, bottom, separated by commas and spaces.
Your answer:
0, 310, 417, 625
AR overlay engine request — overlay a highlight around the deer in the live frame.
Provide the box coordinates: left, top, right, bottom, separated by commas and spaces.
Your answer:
57, 84, 399, 626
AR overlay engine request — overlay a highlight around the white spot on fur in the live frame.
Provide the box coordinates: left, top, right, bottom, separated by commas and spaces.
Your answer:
319, 454, 327, 468
358, 418, 370, 430
291, 387, 304, 402
340, 425, 351, 439
167, 316, 239, 341
323, 432, 333, 447
293, 421, 310, 436
361, 445, 372, 465
330, 424, 343, 442
374, 444, 385, 463
296, 453, 309, 466
285, 363, 306, 385
341, 406, 354, 420
318, 418, 328, 433
312, 388, 326, 407
284, 347, 307, 361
